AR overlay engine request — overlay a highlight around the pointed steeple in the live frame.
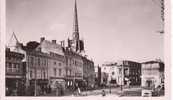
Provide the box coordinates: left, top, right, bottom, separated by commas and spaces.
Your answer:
7, 32, 20, 47
72, 0, 79, 40
7, 32, 24, 53
69, 0, 84, 53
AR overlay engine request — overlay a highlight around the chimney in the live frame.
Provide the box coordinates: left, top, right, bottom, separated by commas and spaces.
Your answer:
40, 37, 45, 43
52, 40, 56, 44
60, 40, 65, 47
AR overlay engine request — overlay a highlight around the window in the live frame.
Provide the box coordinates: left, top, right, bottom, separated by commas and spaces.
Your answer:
59, 69, 62, 76
13, 64, 16, 72
124, 68, 128, 76
38, 58, 40, 66
9, 63, 12, 72
119, 68, 122, 74
30, 71, 33, 78
30, 57, 34, 66
44, 59, 47, 66
54, 68, 57, 76
70, 69, 72, 76
112, 72, 115, 75
16, 64, 20, 72
43, 71, 46, 79
72, 60, 74, 65
75, 61, 77, 66
54, 61, 56, 65
66, 69, 68, 75
8, 57, 11, 60
59, 63, 61, 66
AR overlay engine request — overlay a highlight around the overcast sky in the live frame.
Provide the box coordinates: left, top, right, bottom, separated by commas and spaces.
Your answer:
6, 0, 164, 65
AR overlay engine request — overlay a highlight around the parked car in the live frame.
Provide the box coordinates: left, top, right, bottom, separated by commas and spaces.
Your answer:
142, 83, 165, 97
152, 84, 164, 96
142, 89, 152, 97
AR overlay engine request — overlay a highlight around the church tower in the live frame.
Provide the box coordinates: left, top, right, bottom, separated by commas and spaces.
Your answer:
70, 0, 84, 53
72, 0, 79, 41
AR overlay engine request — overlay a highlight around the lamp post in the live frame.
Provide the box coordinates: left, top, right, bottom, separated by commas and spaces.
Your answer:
120, 64, 124, 93
109, 81, 111, 94
34, 67, 37, 96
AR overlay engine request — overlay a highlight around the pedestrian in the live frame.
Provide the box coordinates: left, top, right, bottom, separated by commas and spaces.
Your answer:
102, 90, 106, 96
55, 86, 59, 96
6, 87, 9, 96
48, 85, 51, 93
77, 86, 81, 95
60, 86, 64, 96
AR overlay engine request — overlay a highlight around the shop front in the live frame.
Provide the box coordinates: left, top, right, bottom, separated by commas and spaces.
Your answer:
6, 76, 25, 96
50, 78, 65, 92
29, 79, 49, 95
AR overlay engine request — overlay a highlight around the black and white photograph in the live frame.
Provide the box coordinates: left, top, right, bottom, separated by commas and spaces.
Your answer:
1, 0, 171, 99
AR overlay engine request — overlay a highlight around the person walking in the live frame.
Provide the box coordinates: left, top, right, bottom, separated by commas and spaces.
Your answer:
77, 86, 81, 95
102, 90, 106, 96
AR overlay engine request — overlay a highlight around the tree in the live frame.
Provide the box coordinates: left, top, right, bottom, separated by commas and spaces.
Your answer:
26, 41, 40, 50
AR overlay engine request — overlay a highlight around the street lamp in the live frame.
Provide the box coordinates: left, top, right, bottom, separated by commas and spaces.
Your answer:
120, 64, 124, 96
34, 67, 37, 96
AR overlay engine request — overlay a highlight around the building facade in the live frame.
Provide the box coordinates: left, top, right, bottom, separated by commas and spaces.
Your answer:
48, 52, 66, 91
94, 66, 101, 87
82, 56, 95, 88
117, 60, 141, 86
94, 66, 108, 87
25, 50, 49, 95
36, 38, 66, 91
6, 48, 25, 96
102, 62, 119, 85
141, 61, 164, 89
64, 48, 83, 89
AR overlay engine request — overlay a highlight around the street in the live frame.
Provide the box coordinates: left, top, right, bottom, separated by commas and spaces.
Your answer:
43, 86, 142, 97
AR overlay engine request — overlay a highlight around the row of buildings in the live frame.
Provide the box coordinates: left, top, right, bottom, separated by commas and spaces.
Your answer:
6, 0, 95, 96
6, 36, 95, 96
96, 60, 164, 90
5, 0, 165, 96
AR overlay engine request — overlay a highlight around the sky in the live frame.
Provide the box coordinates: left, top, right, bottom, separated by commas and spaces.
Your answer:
6, 0, 164, 65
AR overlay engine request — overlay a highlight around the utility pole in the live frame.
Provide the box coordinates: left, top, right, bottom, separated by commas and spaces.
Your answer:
160, 0, 164, 34
152, 0, 165, 34
120, 65, 123, 91
120, 62, 124, 97
34, 67, 37, 96
161, 0, 164, 22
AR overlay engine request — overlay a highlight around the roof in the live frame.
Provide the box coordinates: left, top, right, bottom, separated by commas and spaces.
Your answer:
39, 40, 64, 56
142, 60, 164, 64
6, 48, 24, 59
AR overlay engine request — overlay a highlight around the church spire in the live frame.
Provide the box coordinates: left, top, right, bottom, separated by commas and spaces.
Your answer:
69, 0, 84, 53
72, 0, 79, 40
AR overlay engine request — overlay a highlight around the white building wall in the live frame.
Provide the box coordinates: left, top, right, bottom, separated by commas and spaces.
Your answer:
101, 64, 119, 85
141, 62, 164, 88
39, 40, 64, 56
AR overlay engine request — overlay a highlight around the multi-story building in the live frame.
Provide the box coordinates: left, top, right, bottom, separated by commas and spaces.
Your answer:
36, 38, 66, 91
25, 49, 49, 95
82, 56, 95, 88
94, 66, 101, 87
94, 66, 108, 87
102, 62, 119, 85
141, 60, 164, 89
64, 48, 83, 88
6, 48, 25, 96
117, 60, 141, 86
